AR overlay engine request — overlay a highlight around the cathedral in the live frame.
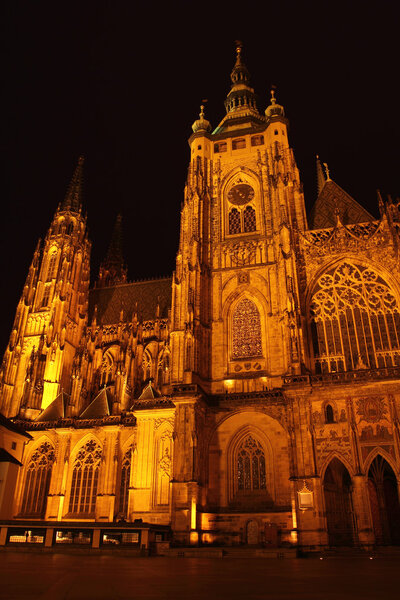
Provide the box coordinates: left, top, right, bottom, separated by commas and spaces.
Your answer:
0, 43, 400, 552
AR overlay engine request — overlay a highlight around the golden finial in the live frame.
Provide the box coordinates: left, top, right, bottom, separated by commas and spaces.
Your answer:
235, 40, 243, 60
323, 162, 331, 181
270, 86, 277, 104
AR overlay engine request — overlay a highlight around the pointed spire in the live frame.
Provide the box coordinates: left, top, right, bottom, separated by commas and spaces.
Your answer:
224, 41, 259, 116
61, 156, 84, 213
96, 214, 128, 288
316, 155, 326, 195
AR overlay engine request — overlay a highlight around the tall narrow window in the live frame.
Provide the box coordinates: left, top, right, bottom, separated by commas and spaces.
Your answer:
68, 440, 102, 516
118, 448, 132, 516
243, 205, 256, 232
237, 435, 266, 492
310, 263, 400, 373
47, 253, 57, 281
232, 299, 262, 359
20, 441, 55, 517
41, 285, 51, 307
325, 404, 335, 423
229, 208, 241, 234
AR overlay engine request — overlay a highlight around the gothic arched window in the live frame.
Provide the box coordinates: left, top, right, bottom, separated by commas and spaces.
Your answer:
118, 448, 132, 517
243, 206, 256, 232
310, 263, 400, 373
46, 252, 58, 281
237, 435, 266, 492
20, 441, 55, 517
325, 404, 335, 423
229, 208, 241, 234
227, 183, 257, 236
68, 440, 102, 516
232, 299, 262, 359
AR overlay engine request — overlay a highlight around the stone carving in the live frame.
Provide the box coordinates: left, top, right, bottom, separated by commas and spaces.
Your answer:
356, 396, 387, 424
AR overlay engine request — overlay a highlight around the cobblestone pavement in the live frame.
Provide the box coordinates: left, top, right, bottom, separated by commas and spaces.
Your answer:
0, 552, 398, 599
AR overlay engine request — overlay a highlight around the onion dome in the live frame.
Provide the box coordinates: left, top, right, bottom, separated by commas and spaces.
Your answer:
265, 89, 285, 120
192, 105, 212, 133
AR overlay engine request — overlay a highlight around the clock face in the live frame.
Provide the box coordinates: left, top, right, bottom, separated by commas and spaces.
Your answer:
227, 183, 255, 206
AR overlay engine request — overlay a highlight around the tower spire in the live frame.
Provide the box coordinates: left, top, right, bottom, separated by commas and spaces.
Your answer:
61, 156, 84, 213
223, 41, 259, 117
97, 214, 128, 288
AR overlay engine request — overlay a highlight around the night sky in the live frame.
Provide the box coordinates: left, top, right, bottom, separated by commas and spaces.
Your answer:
2, 1, 399, 355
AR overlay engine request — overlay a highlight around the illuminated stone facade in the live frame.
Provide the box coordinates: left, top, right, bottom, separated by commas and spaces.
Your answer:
1, 44, 400, 550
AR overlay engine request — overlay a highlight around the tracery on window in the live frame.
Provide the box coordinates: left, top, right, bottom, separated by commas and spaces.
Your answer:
47, 253, 58, 281
20, 441, 55, 517
41, 284, 51, 307
68, 440, 102, 515
237, 435, 266, 492
232, 298, 262, 359
118, 448, 132, 516
227, 183, 257, 235
243, 206, 256, 232
310, 263, 400, 373
229, 208, 241, 234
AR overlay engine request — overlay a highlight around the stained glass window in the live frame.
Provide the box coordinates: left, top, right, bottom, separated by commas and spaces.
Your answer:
237, 435, 266, 491
243, 205, 256, 232
68, 440, 102, 515
229, 208, 241, 234
232, 299, 262, 358
310, 263, 400, 373
20, 441, 55, 517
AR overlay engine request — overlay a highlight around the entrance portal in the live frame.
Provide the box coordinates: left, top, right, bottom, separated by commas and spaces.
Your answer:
368, 455, 400, 545
323, 458, 354, 546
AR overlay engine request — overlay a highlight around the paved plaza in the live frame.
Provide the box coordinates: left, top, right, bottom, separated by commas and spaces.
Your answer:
0, 551, 399, 599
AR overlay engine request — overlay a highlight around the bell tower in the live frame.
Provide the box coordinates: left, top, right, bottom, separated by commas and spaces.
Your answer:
170, 43, 307, 394
0, 157, 91, 417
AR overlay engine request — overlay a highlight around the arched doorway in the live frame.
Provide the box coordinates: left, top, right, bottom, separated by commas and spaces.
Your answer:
323, 458, 354, 546
368, 455, 400, 545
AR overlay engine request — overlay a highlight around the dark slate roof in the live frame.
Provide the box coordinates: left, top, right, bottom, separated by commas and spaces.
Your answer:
137, 381, 161, 400
309, 180, 374, 229
35, 391, 70, 422
0, 448, 22, 466
89, 277, 172, 325
0, 413, 32, 439
79, 388, 113, 419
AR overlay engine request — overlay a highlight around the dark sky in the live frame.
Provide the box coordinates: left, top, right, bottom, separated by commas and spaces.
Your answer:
1, 1, 399, 354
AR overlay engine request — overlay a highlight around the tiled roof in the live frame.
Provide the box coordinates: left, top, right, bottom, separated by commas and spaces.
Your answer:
309, 180, 374, 229
0, 412, 32, 439
89, 277, 172, 325
79, 388, 113, 419
35, 391, 70, 422
0, 448, 22, 466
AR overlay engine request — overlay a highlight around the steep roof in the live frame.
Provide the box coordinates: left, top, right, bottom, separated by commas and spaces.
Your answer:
0, 412, 32, 439
79, 388, 113, 419
309, 180, 374, 229
35, 391, 70, 422
89, 277, 172, 325
0, 448, 22, 466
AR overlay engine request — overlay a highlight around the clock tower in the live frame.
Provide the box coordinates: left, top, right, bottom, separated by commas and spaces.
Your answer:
170, 42, 307, 394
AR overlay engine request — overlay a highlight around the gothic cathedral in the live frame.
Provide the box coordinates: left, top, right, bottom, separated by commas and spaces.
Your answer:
1, 44, 400, 551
